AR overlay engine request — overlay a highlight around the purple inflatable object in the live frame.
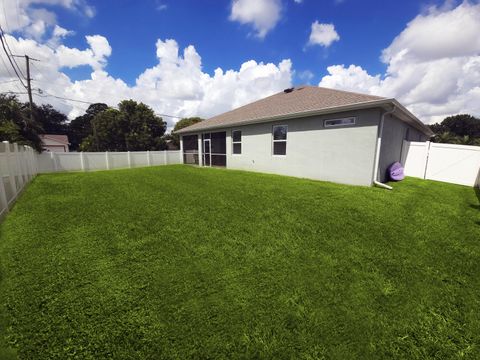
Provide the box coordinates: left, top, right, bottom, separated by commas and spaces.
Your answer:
388, 162, 405, 181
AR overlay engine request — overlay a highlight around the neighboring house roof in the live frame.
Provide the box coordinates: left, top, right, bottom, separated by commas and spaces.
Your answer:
40, 134, 69, 145
176, 86, 434, 137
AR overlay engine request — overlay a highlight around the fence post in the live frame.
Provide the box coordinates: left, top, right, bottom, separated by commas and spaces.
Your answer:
0, 174, 8, 215
164, 150, 168, 165
50, 151, 58, 172
23, 146, 30, 182
80, 152, 85, 171
127, 151, 132, 168
105, 151, 110, 170
3, 141, 17, 198
147, 150, 151, 166
13, 143, 25, 189
423, 141, 431, 180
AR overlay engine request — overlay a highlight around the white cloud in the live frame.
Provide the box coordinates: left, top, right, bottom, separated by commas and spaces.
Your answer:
319, 2, 480, 123
297, 69, 315, 83
55, 35, 111, 70
293, 0, 303, 3
229, 0, 282, 38
155, 0, 168, 11
0, 0, 95, 36
308, 21, 340, 47
0, 33, 292, 130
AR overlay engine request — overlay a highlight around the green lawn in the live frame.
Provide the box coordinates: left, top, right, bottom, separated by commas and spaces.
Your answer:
0, 165, 479, 359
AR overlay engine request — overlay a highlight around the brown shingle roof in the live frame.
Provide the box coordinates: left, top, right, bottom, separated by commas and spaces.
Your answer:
176, 86, 386, 133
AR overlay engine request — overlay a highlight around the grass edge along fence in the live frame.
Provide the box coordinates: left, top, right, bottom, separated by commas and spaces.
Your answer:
0, 141, 37, 219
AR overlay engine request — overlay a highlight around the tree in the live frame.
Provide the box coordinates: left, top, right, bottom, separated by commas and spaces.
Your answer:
171, 117, 203, 148
441, 114, 480, 138
33, 104, 68, 134
0, 94, 43, 152
67, 103, 108, 151
80, 100, 167, 151
429, 114, 480, 145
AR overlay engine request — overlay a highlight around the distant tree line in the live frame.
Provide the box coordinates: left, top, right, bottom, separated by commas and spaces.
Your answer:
0, 93, 204, 152
428, 114, 480, 146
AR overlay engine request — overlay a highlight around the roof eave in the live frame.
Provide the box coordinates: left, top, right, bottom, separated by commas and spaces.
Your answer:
389, 99, 434, 137
175, 99, 390, 134
176, 98, 433, 137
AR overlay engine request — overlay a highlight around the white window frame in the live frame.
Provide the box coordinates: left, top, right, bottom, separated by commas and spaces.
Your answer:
272, 125, 287, 157
232, 129, 242, 155
324, 117, 356, 128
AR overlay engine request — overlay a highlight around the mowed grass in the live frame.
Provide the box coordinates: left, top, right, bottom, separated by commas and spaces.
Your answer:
0, 165, 479, 359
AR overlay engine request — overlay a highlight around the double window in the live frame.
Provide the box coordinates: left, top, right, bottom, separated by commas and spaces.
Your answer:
232, 130, 242, 154
272, 125, 287, 155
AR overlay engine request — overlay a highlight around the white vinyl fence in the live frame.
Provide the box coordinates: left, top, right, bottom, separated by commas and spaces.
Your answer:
402, 141, 480, 187
36, 150, 182, 173
0, 141, 37, 218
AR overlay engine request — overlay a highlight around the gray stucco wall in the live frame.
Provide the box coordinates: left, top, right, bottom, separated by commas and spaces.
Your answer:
377, 115, 428, 182
184, 108, 382, 186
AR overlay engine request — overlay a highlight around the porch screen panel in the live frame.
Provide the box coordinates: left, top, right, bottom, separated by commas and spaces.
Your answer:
182, 135, 199, 165
210, 132, 226, 167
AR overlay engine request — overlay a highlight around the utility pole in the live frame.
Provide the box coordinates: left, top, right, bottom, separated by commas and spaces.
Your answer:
12, 54, 39, 123
25, 55, 34, 119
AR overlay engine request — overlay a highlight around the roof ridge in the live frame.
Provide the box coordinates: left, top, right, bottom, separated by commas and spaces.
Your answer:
316, 86, 385, 99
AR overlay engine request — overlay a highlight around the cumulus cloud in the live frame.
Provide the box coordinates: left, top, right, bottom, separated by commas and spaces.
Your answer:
308, 21, 340, 47
319, 1, 480, 123
229, 0, 282, 38
0, 33, 292, 129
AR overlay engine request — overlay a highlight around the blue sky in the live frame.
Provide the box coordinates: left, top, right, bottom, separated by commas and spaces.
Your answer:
56, 0, 437, 85
1, 0, 479, 125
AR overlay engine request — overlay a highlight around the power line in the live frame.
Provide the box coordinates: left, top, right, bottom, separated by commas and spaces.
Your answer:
0, 24, 26, 80
34, 89, 183, 118
2, 90, 27, 95
0, 27, 27, 88
0, 78, 20, 85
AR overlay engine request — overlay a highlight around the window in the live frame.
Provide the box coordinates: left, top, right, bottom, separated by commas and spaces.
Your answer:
324, 117, 356, 127
232, 130, 242, 154
272, 125, 287, 155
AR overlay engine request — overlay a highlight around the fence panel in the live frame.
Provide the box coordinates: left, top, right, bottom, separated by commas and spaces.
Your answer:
0, 141, 37, 219
402, 141, 429, 179
130, 151, 149, 168
37, 150, 182, 173
166, 151, 182, 164
402, 141, 480, 187
426, 143, 480, 187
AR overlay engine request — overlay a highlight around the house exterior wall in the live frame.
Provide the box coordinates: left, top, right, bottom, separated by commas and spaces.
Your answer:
183, 108, 382, 186
378, 114, 428, 182
41, 138, 69, 152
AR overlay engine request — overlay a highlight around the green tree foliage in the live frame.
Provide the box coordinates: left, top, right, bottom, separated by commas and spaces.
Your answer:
33, 103, 68, 134
67, 103, 108, 151
0, 94, 43, 152
80, 100, 167, 151
171, 117, 203, 148
429, 114, 480, 145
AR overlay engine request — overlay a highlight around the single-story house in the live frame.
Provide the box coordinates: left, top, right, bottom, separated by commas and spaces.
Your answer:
40, 134, 70, 153
176, 86, 434, 187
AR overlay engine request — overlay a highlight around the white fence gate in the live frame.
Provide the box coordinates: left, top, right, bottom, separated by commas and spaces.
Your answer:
402, 141, 480, 187
36, 150, 183, 173
0, 141, 37, 218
